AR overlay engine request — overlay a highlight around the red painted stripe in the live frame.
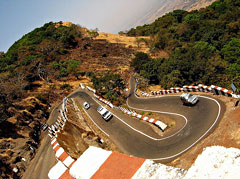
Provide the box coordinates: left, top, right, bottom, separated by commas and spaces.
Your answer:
59, 169, 74, 179
68, 161, 76, 169
54, 145, 61, 153
58, 151, 69, 162
227, 90, 233, 94
91, 152, 145, 179
153, 120, 157, 124
52, 141, 58, 147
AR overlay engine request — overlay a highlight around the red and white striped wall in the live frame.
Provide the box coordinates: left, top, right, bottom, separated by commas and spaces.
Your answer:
48, 137, 76, 179
140, 91, 151, 97
50, 137, 76, 169
210, 85, 234, 97
49, 146, 187, 179
149, 84, 239, 99
151, 88, 185, 95
94, 94, 114, 108
69, 146, 146, 179
48, 161, 74, 179
198, 84, 212, 93
119, 107, 167, 131
183, 85, 200, 92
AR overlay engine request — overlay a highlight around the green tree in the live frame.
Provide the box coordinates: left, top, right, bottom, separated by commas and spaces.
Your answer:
221, 38, 240, 63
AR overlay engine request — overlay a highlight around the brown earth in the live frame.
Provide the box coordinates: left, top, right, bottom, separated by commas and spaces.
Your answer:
96, 32, 150, 53
57, 98, 120, 159
0, 97, 49, 178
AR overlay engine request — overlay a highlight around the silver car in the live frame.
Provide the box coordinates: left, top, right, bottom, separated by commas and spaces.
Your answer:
180, 93, 198, 105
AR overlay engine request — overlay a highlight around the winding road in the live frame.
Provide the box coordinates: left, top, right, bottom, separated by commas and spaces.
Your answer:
23, 76, 225, 178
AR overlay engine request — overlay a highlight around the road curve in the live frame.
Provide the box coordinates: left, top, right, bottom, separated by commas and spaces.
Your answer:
24, 76, 226, 178
126, 76, 225, 161
67, 79, 225, 162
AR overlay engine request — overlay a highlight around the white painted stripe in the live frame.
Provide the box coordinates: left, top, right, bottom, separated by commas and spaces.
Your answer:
51, 138, 56, 145
137, 114, 142, 118
143, 117, 148, 121
53, 143, 59, 150
63, 156, 75, 167
155, 121, 168, 130
56, 147, 64, 158
48, 161, 68, 179
149, 118, 154, 123
70, 146, 112, 179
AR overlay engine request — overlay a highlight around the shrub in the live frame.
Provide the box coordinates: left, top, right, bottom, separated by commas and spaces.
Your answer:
60, 83, 72, 91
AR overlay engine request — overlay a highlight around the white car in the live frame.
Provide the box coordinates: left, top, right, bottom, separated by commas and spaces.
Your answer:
97, 105, 112, 121
180, 93, 198, 105
83, 102, 90, 109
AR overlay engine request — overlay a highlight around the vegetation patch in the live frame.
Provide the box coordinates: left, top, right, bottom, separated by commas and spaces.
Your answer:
128, 0, 240, 89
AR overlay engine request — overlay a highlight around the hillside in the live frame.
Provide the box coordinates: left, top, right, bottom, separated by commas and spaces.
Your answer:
1, 1, 240, 178
127, 0, 240, 89
0, 22, 137, 178
129, 0, 216, 29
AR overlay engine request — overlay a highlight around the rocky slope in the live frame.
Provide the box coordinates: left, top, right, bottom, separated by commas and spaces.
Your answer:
0, 97, 49, 178
128, 0, 216, 30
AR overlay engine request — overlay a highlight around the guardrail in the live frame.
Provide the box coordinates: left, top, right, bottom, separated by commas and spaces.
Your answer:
148, 83, 240, 99
48, 97, 69, 138
118, 106, 167, 131
94, 94, 114, 108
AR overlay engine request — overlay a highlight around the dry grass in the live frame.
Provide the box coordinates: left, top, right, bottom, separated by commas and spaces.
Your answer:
96, 32, 150, 53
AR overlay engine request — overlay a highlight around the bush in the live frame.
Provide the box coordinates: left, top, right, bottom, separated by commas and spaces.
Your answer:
60, 84, 72, 91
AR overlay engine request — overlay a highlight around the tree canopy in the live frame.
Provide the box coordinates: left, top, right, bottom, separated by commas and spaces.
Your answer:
128, 0, 240, 89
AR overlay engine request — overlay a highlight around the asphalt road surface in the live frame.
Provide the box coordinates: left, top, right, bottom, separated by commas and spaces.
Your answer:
22, 103, 63, 179
24, 76, 225, 178
69, 82, 225, 162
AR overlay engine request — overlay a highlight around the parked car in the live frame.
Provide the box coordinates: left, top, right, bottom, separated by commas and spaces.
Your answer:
83, 102, 90, 109
97, 105, 112, 121
180, 93, 198, 105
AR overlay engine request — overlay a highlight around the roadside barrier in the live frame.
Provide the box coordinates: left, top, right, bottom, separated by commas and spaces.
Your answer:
48, 137, 75, 179
183, 85, 200, 92
149, 83, 239, 99
51, 137, 76, 169
151, 88, 185, 95
210, 85, 234, 97
79, 83, 85, 89
140, 91, 151, 97
48, 161, 73, 179
118, 106, 167, 131
198, 84, 212, 92
48, 97, 69, 138
170, 87, 185, 93
62, 97, 68, 113
86, 86, 96, 93
94, 94, 114, 108
69, 146, 146, 179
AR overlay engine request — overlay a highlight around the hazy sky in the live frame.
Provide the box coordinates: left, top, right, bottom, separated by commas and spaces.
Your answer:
0, 0, 157, 52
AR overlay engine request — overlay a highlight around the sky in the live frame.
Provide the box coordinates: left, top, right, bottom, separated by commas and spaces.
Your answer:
0, 0, 157, 52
